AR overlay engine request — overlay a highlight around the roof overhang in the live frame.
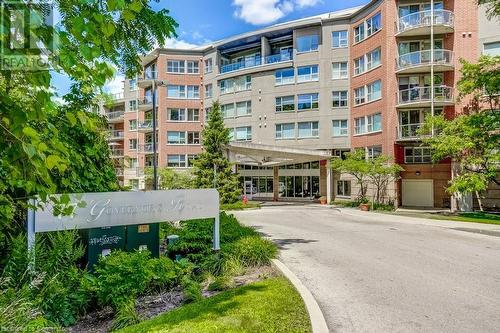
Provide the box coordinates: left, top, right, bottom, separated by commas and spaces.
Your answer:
226, 142, 333, 167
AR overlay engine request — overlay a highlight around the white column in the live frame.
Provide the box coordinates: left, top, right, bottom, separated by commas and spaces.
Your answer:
326, 160, 333, 204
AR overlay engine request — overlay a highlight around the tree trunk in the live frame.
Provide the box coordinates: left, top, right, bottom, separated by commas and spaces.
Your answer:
475, 191, 483, 211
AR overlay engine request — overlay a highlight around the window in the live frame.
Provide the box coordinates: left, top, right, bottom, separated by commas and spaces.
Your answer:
484, 41, 500, 56
366, 13, 381, 37
167, 85, 186, 98
354, 56, 365, 75
168, 108, 185, 121
235, 126, 252, 141
187, 154, 197, 167
129, 139, 138, 150
332, 91, 348, 107
204, 107, 211, 121
296, 34, 319, 52
129, 158, 138, 168
332, 62, 348, 79
297, 65, 318, 83
332, 30, 348, 48
298, 121, 319, 138
187, 109, 199, 121
236, 101, 252, 116
275, 68, 295, 85
297, 93, 319, 110
187, 132, 200, 144
167, 60, 185, 73
221, 103, 235, 118
129, 78, 137, 91
129, 119, 137, 130
367, 113, 382, 132
332, 120, 348, 136
167, 131, 186, 144
354, 24, 365, 43
204, 58, 213, 73
336, 180, 351, 197
220, 75, 251, 94
367, 80, 381, 101
354, 87, 365, 105
167, 154, 186, 168
366, 145, 382, 159
404, 147, 432, 164
205, 84, 212, 98
186, 60, 199, 74
366, 47, 381, 70
276, 96, 295, 112
275, 123, 295, 139
354, 117, 366, 134
129, 100, 138, 111
187, 85, 200, 99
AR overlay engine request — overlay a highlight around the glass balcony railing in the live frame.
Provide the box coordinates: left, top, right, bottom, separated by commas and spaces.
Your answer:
397, 123, 425, 139
220, 52, 293, 74
265, 51, 293, 64
106, 110, 124, 120
137, 120, 153, 131
397, 86, 453, 105
110, 148, 124, 157
107, 130, 124, 139
397, 9, 454, 34
139, 143, 155, 153
110, 92, 124, 100
397, 49, 453, 71
140, 71, 157, 80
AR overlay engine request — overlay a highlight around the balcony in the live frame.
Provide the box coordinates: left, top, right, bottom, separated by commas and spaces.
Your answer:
138, 96, 153, 111
137, 71, 158, 88
105, 110, 124, 123
106, 130, 124, 141
138, 143, 155, 154
137, 120, 153, 132
219, 52, 293, 74
397, 86, 454, 108
396, 10, 454, 37
396, 49, 454, 74
110, 148, 124, 158
110, 92, 124, 101
396, 123, 429, 141
124, 167, 145, 177
115, 168, 124, 176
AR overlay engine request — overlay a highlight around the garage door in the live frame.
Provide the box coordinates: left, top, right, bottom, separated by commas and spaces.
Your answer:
402, 179, 434, 207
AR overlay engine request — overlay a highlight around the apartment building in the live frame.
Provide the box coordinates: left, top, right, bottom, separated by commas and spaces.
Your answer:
101, 0, 498, 208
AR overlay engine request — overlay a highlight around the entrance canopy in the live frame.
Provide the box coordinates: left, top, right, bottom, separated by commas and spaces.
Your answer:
227, 142, 332, 166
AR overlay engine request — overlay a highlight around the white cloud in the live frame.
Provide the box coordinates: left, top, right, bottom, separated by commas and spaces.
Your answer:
158, 38, 199, 50
233, 0, 321, 25
104, 74, 125, 94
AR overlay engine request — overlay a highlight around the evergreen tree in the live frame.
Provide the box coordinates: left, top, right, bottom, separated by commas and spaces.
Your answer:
193, 102, 241, 204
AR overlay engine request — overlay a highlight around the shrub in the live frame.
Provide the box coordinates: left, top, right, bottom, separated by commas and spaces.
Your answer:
227, 236, 277, 267
207, 275, 234, 291
181, 278, 202, 303
110, 299, 141, 331
148, 256, 177, 292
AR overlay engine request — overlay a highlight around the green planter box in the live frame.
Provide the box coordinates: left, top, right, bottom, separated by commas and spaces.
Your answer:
126, 223, 160, 257
81, 226, 126, 271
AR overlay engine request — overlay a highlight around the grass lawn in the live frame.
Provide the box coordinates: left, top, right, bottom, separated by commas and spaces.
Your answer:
118, 277, 311, 333
429, 212, 500, 225
220, 201, 261, 211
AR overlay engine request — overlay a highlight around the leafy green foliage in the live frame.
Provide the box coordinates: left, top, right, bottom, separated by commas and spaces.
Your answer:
478, 0, 500, 20
332, 149, 371, 200
226, 236, 277, 267
193, 102, 241, 204
421, 56, 500, 209
368, 156, 403, 204
145, 167, 195, 190
181, 278, 203, 303
110, 299, 141, 332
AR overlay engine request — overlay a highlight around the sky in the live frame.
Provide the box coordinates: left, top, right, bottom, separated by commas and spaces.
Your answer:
52, 0, 368, 96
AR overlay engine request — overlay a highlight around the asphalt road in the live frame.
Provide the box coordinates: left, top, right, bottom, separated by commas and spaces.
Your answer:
232, 205, 500, 333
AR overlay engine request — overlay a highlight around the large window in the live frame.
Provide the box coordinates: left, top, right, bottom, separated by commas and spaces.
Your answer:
297, 65, 319, 83
187, 131, 200, 144
186, 85, 200, 99
235, 126, 252, 141
167, 60, 185, 73
354, 117, 366, 134
332, 120, 348, 136
332, 91, 348, 108
167, 85, 185, 98
167, 131, 186, 144
296, 34, 319, 53
298, 121, 319, 138
354, 12, 381, 43
332, 30, 348, 48
275, 68, 295, 85
167, 108, 199, 122
236, 101, 251, 116
297, 93, 319, 111
221, 103, 235, 118
275, 123, 295, 139
167, 154, 187, 168
220, 75, 252, 94
129, 119, 137, 130
366, 145, 382, 159
276, 96, 295, 113
129, 78, 137, 91
367, 113, 382, 132
332, 62, 348, 79
205, 84, 212, 98
336, 180, 351, 197
354, 86, 365, 105
354, 47, 381, 75
204, 58, 213, 73
367, 80, 381, 101
186, 60, 199, 74
354, 56, 365, 75
129, 100, 138, 111
404, 147, 432, 163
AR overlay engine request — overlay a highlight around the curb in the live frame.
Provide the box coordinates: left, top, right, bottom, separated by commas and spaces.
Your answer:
271, 259, 329, 333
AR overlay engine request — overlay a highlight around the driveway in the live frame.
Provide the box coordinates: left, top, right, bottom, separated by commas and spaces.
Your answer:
232, 205, 500, 333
